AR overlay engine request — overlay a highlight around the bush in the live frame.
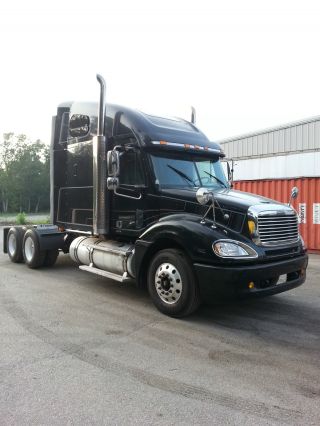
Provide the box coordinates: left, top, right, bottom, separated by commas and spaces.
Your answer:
16, 212, 26, 225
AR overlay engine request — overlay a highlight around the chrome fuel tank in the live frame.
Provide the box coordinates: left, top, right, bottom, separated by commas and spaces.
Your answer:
69, 236, 135, 278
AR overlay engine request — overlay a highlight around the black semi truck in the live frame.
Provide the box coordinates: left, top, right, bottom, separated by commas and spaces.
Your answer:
3, 75, 308, 317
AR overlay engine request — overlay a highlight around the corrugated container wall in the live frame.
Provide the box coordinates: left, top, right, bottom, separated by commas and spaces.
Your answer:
218, 116, 320, 252
233, 178, 320, 252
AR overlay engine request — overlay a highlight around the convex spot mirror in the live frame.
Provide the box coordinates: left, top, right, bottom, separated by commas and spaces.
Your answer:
69, 114, 90, 138
196, 187, 213, 205
107, 150, 120, 177
291, 186, 299, 199
288, 186, 299, 206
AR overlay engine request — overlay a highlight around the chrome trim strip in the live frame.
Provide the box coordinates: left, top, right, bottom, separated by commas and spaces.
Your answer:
65, 229, 93, 235
151, 140, 221, 154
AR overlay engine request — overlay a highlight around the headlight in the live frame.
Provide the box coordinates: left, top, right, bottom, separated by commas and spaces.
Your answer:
213, 240, 258, 259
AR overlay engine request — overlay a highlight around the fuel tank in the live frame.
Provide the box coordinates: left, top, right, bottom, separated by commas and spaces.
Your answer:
69, 236, 135, 278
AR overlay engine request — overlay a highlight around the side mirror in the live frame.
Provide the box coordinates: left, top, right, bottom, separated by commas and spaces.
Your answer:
227, 162, 231, 181
226, 160, 234, 186
69, 114, 90, 138
107, 150, 120, 177
288, 186, 299, 206
107, 177, 119, 191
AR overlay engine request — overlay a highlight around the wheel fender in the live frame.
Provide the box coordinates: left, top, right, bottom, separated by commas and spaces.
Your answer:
3, 227, 10, 253
32, 226, 65, 251
135, 215, 227, 287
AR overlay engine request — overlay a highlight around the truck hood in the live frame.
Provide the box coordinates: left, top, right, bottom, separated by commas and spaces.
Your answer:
160, 187, 279, 214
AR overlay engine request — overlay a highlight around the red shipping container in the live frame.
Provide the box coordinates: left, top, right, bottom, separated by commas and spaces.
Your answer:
233, 177, 320, 252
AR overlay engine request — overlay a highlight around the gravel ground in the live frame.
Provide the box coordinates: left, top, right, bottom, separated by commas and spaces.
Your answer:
0, 227, 319, 425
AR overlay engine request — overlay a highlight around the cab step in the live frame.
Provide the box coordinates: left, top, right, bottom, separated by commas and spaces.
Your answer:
79, 265, 133, 283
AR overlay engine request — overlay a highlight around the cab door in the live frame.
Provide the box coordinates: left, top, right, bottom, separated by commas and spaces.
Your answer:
110, 116, 159, 237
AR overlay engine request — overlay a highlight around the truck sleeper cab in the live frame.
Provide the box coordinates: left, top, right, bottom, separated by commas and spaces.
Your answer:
3, 75, 308, 317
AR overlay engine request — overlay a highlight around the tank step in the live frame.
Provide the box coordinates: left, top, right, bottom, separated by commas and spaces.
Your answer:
79, 265, 133, 283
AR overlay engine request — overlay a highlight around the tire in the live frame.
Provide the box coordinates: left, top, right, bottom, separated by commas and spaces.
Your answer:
22, 229, 46, 269
43, 249, 59, 267
147, 249, 201, 318
7, 227, 24, 263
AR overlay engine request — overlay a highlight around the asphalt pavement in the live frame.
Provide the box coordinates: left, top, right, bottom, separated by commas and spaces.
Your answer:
0, 228, 319, 425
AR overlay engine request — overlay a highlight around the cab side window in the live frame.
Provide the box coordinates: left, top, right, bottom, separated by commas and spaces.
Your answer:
114, 113, 145, 186
119, 150, 145, 186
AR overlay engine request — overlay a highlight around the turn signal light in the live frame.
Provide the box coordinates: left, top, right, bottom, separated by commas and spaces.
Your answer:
248, 282, 255, 289
248, 220, 256, 235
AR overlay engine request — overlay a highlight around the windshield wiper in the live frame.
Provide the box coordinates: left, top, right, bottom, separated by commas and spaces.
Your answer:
203, 171, 228, 188
167, 164, 196, 186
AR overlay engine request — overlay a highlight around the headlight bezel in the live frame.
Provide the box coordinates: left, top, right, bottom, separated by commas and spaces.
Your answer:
212, 239, 258, 259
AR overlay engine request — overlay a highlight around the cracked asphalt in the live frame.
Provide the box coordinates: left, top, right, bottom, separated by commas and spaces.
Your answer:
0, 228, 320, 425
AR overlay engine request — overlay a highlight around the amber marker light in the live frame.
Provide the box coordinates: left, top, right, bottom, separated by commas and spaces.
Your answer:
248, 282, 255, 289
159, 140, 168, 145
248, 220, 256, 235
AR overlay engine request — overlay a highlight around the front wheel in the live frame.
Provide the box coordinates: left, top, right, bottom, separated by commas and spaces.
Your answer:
147, 249, 201, 318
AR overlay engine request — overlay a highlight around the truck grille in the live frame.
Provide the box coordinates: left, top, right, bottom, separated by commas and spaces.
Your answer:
257, 213, 299, 246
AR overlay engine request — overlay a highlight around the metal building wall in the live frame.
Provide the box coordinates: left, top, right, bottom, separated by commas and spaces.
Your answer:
234, 178, 320, 252
231, 151, 320, 181
219, 116, 320, 159
218, 115, 320, 251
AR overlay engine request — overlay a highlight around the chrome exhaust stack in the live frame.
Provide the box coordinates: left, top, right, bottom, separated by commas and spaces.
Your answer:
96, 74, 106, 136
93, 74, 108, 236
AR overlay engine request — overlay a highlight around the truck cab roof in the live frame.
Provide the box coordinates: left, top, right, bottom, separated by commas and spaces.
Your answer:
57, 101, 224, 156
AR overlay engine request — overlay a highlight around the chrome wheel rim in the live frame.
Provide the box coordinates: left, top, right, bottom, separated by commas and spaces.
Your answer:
24, 236, 35, 263
155, 262, 182, 304
8, 233, 17, 256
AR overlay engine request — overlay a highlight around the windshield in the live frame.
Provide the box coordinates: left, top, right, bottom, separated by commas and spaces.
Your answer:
151, 153, 229, 189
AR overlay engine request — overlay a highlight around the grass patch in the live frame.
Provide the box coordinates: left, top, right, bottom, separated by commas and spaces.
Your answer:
29, 217, 51, 225
16, 212, 27, 225
0, 213, 50, 226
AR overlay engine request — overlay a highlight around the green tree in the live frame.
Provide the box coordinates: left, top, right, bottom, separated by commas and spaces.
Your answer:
0, 133, 50, 213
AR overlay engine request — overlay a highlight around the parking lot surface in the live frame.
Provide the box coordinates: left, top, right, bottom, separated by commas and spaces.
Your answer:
0, 228, 319, 425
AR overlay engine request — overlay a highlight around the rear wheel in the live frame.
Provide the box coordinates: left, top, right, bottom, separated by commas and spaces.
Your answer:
22, 229, 46, 269
147, 249, 201, 318
7, 227, 24, 263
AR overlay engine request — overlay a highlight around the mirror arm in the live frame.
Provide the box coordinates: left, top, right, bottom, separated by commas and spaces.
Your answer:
200, 192, 217, 228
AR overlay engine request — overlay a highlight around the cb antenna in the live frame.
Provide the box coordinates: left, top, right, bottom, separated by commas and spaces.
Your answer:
191, 106, 196, 124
